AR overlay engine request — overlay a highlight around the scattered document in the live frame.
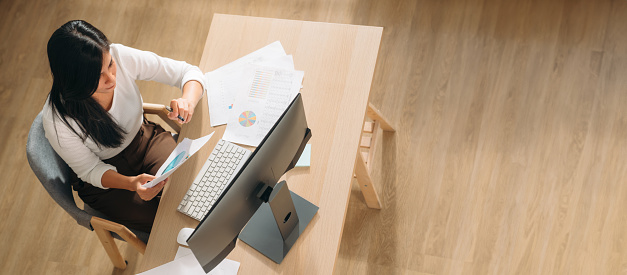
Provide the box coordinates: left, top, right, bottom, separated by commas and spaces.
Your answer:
143, 133, 215, 188
205, 41, 288, 127
176, 246, 240, 275
295, 144, 311, 167
222, 65, 304, 147
203, 41, 305, 147
137, 246, 240, 275
254, 54, 295, 71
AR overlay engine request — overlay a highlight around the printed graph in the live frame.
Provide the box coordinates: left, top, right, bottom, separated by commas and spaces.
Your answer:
164, 151, 187, 173
239, 111, 257, 127
248, 70, 273, 99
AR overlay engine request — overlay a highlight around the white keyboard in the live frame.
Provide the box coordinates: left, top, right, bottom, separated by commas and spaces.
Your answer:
177, 139, 251, 221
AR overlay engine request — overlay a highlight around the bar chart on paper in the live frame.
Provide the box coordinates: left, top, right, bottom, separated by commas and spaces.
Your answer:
249, 70, 273, 99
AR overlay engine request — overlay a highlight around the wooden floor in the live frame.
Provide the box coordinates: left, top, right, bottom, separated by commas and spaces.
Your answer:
1, 0, 626, 274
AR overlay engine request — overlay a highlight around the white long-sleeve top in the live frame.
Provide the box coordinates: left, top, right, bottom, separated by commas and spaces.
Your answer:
42, 43, 206, 189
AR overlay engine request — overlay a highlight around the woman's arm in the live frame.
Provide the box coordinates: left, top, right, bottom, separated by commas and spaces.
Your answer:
112, 44, 206, 124
47, 117, 167, 200
101, 170, 167, 201
43, 112, 118, 189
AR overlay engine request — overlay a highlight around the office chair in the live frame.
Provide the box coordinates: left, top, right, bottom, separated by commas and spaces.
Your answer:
26, 103, 180, 270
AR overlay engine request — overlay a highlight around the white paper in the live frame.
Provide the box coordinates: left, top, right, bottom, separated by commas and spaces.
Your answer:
174, 246, 241, 275
254, 54, 295, 71
206, 41, 288, 127
143, 133, 215, 188
174, 245, 194, 259
295, 144, 311, 167
137, 246, 240, 275
222, 65, 304, 147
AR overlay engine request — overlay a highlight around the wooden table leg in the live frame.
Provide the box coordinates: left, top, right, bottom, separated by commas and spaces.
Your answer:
354, 150, 382, 209
354, 103, 395, 209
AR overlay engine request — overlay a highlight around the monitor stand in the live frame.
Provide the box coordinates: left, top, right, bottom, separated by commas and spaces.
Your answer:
239, 180, 318, 263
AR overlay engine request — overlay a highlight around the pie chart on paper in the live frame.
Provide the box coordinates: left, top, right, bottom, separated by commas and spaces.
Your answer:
239, 111, 257, 127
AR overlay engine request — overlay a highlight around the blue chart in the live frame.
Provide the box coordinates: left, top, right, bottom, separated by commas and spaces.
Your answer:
239, 111, 257, 127
164, 151, 187, 173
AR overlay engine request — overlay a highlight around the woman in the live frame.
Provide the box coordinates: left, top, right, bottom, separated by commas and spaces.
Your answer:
42, 20, 206, 232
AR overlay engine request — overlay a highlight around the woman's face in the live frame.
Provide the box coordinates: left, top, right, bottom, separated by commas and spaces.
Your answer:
94, 51, 117, 95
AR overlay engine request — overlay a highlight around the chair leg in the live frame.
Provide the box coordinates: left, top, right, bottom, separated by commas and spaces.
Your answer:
91, 217, 147, 269
92, 218, 127, 269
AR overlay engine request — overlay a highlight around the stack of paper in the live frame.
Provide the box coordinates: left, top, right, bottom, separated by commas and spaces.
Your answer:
204, 41, 304, 147
137, 246, 240, 275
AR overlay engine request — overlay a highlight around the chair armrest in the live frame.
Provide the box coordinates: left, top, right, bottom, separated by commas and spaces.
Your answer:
91, 216, 147, 254
142, 103, 181, 133
91, 216, 147, 269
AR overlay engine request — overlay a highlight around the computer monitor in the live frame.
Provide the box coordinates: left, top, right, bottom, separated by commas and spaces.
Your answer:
187, 93, 318, 273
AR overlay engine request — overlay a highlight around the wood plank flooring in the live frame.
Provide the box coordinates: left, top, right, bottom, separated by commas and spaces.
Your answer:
1, 0, 626, 274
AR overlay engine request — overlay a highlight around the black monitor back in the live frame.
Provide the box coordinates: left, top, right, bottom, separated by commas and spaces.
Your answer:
187, 93, 310, 272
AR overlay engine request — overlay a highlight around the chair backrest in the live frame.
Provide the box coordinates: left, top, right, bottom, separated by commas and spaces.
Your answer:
26, 112, 94, 230
26, 112, 149, 243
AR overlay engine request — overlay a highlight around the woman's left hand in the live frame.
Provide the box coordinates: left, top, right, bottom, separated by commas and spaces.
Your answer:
169, 98, 195, 124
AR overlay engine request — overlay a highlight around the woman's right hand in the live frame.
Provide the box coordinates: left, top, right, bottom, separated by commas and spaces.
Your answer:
131, 174, 167, 201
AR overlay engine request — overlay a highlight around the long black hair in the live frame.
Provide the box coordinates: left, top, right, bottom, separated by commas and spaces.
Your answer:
47, 20, 126, 148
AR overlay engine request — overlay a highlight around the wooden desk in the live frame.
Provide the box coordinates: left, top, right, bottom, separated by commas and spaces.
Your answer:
139, 14, 382, 274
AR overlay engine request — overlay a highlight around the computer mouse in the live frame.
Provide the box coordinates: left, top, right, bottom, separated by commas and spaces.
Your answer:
177, 227, 195, 246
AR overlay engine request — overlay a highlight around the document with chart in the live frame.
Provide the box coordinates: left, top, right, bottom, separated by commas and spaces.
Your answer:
204, 41, 288, 127
222, 64, 304, 147
143, 132, 215, 188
